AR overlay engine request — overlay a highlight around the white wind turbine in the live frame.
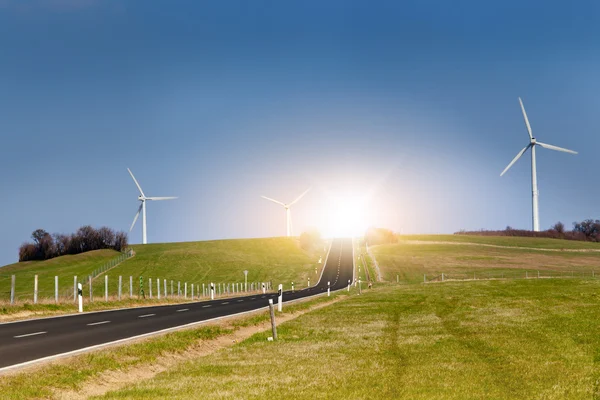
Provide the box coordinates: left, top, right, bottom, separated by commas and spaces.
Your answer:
500, 98, 577, 232
128, 168, 177, 244
262, 188, 311, 237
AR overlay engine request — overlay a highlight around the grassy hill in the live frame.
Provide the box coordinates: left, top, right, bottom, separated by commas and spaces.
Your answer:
370, 234, 600, 284
0, 238, 325, 303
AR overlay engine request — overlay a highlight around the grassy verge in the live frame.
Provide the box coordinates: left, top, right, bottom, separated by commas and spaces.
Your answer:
0, 290, 344, 399
97, 279, 600, 399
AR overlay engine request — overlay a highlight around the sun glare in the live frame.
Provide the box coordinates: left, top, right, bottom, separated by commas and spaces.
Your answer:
320, 194, 369, 238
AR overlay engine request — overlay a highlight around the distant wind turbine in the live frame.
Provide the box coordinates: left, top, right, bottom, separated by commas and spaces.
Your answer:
262, 188, 311, 237
500, 98, 577, 232
128, 168, 177, 244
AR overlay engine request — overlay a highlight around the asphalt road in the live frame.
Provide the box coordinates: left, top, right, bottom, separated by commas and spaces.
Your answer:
0, 238, 354, 370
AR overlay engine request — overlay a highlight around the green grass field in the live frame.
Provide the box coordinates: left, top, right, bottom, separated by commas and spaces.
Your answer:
371, 235, 600, 283
0, 238, 325, 304
91, 279, 600, 399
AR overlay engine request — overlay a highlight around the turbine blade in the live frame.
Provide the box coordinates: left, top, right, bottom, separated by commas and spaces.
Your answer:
518, 97, 533, 140
146, 197, 178, 201
289, 187, 311, 206
261, 196, 286, 207
536, 142, 578, 155
500, 145, 530, 176
130, 203, 143, 232
127, 168, 146, 197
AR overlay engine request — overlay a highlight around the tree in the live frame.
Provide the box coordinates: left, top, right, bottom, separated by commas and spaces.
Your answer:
552, 222, 565, 234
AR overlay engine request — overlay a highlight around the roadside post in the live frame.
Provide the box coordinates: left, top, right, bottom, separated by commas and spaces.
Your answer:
89, 276, 93, 301
347, 279, 351, 291
139, 276, 145, 299
358, 278, 361, 295
191, 283, 194, 299
157, 278, 161, 300
327, 281, 330, 297
77, 283, 83, 313
308, 277, 310, 287
118, 276, 122, 300
105, 276, 109, 301
268, 299, 278, 340
149, 278, 153, 299
73, 276, 77, 302
185, 282, 188, 299
164, 279, 167, 298
55, 276, 58, 303
262, 282, 266, 294
10, 275, 15, 305
210, 283, 215, 300
34, 275, 38, 304
292, 282, 294, 293
277, 284, 283, 312
244, 270, 248, 292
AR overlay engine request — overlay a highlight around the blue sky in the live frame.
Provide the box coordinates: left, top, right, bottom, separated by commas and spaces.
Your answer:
0, 0, 599, 266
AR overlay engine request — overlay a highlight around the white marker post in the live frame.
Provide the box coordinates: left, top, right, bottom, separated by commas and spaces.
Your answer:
262, 283, 266, 294
10, 275, 15, 305
347, 279, 350, 292
157, 278, 161, 300
210, 283, 215, 300
149, 278, 153, 299
55, 276, 59, 303
119, 276, 122, 300
244, 270, 248, 292
105, 275, 109, 301
202, 283, 206, 298
73, 276, 77, 302
308, 277, 310, 288
164, 279, 167, 298
327, 281, 330, 297
191, 283, 194, 299
77, 283, 83, 313
292, 282, 294, 293
34, 275, 38, 304
277, 284, 283, 312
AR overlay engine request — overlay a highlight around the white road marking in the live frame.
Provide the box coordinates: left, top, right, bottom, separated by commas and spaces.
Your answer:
14, 331, 47, 338
250, 297, 256, 300
237, 300, 244, 302
221, 302, 229, 305
202, 305, 211, 308
87, 321, 110, 326
138, 314, 155, 318
176, 309, 189, 312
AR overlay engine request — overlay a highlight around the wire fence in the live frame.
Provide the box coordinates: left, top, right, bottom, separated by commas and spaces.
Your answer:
423, 269, 599, 283
90, 248, 135, 279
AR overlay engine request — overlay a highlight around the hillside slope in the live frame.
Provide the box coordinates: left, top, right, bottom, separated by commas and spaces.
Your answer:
0, 238, 325, 302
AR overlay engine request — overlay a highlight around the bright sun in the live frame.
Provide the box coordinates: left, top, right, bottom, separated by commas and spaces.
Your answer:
319, 195, 369, 238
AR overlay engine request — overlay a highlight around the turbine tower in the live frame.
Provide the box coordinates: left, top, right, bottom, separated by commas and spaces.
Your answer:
500, 98, 577, 232
128, 168, 177, 244
262, 188, 311, 237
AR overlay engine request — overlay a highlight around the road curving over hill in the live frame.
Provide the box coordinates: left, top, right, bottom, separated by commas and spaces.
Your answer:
0, 238, 354, 372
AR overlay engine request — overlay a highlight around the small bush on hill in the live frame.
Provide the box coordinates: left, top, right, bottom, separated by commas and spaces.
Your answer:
18, 226, 128, 262
365, 227, 398, 246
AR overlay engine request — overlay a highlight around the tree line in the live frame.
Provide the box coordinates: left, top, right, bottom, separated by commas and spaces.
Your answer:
456, 219, 600, 242
19, 226, 129, 262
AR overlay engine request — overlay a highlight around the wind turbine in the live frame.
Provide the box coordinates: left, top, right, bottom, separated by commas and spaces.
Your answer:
261, 188, 311, 237
500, 98, 577, 232
127, 168, 177, 244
